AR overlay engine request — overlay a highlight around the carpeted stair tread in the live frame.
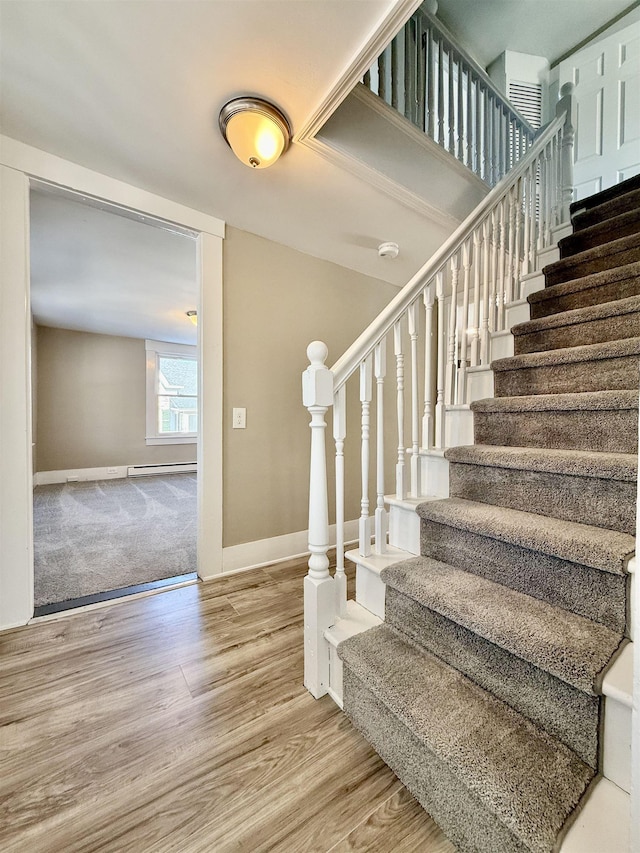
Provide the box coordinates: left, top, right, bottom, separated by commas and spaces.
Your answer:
416, 497, 634, 575
528, 261, 640, 319
339, 625, 594, 853
559, 207, 640, 256
492, 336, 640, 395
445, 444, 637, 482
494, 336, 640, 370
380, 557, 622, 694
471, 388, 638, 414
511, 294, 640, 354
570, 173, 640, 219
572, 187, 640, 231
512, 294, 640, 337
543, 231, 640, 286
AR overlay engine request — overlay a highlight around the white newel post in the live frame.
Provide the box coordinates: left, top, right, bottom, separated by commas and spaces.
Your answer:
303, 341, 335, 699
556, 81, 575, 223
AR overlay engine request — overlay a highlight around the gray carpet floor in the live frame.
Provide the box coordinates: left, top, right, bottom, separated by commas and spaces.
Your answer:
33, 474, 197, 606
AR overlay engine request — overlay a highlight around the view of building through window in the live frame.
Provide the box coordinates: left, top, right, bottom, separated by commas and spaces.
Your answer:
157, 355, 198, 435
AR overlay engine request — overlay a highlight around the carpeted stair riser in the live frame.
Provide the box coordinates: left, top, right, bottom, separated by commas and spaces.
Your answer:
572, 187, 640, 231
529, 262, 640, 320
559, 207, 640, 257
340, 625, 595, 853
512, 295, 640, 354
384, 585, 600, 767
419, 519, 627, 632
493, 340, 640, 396
472, 394, 639, 454
448, 459, 636, 535
543, 232, 640, 286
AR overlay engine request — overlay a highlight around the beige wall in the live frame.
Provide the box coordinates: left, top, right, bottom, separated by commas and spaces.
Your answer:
36, 327, 196, 471
223, 226, 398, 548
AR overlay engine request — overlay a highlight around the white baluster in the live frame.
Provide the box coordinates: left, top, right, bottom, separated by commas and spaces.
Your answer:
333, 385, 346, 617
471, 229, 482, 367
483, 90, 491, 182
448, 47, 455, 154
446, 255, 460, 405
458, 240, 471, 403
408, 300, 421, 497
417, 18, 426, 132
522, 164, 532, 276
374, 342, 387, 554
422, 283, 435, 449
544, 142, 553, 246
437, 37, 445, 146
489, 209, 498, 332
481, 218, 491, 363
475, 80, 482, 177
435, 271, 446, 448
557, 82, 575, 222
457, 55, 465, 162
359, 355, 373, 557
378, 45, 388, 102
514, 178, 523, 299
426, 27, 435, 138
530, 156, 539, 270
497, 199, 506, 330
466, 70, 473, 167
394, 320, 406, 499
507, 187, 516, 304
303, 341, 335, 699
391, 34, 399, 111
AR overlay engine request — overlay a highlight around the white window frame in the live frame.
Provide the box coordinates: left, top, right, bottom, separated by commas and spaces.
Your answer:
145, 339, 198, 445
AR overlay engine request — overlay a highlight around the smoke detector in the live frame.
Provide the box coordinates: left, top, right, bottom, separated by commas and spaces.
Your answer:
378, 241, 399, 259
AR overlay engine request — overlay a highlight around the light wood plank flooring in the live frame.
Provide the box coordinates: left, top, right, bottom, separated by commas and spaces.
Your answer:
0, 558, 456, 852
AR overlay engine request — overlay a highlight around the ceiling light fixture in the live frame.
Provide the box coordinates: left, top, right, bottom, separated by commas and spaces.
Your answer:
186, 310, 197, 326
218, 97, 291, 169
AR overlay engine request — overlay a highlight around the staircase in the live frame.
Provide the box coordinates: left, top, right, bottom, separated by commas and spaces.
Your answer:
336, 175, 639, 851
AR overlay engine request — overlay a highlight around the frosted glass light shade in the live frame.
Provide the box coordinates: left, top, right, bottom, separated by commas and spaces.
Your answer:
219, 97, 291, 169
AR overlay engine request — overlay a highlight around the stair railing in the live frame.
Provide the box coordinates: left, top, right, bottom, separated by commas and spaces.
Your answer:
364, 2, 536, 185
302, 84, 575, 699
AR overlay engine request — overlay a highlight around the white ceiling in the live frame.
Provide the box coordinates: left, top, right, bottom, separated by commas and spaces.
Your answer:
434, 0, 637, 68
30, 190, 198, 345
1, 0, 634, 341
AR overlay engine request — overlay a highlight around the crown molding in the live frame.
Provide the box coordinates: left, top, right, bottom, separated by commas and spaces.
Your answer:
303, 134, 462, 231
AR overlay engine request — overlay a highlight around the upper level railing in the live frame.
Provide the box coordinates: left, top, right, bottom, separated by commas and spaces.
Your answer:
363, 2, 536, 186
302, 84, 575, 699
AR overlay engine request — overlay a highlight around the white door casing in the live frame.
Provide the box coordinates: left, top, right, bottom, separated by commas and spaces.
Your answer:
0, 136, 225, 630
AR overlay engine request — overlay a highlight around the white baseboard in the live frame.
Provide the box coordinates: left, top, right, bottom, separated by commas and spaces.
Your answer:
34, 466, 129, 486
217, 520, 360, 577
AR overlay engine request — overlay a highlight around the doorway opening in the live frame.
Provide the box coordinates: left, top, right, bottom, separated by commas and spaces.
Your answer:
30, 185, 200, 615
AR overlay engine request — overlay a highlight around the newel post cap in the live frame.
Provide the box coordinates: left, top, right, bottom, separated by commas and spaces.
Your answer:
303, 341, 333, 408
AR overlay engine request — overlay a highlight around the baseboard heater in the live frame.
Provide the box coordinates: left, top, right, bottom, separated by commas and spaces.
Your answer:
127, 462, 197, 478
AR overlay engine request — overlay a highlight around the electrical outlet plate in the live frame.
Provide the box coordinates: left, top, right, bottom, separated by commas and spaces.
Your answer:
232, 407, 246, 429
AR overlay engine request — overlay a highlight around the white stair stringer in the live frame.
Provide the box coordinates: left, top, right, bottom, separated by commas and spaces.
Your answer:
345, 544, 413, 620
324, 600, 381, 709
561, 777, 629, 852
602, 641, 633, 795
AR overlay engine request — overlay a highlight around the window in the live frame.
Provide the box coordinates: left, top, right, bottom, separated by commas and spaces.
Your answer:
145, 340, 198, 445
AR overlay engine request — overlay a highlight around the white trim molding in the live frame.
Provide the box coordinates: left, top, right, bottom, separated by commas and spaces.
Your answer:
218, 520, 360, 578
295, 0, 424, 143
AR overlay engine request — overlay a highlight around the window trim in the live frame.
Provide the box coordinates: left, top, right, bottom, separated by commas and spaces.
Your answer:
145, 339, 198, 445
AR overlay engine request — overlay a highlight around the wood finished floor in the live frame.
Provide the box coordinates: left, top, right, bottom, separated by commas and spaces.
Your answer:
0, 558, 456, 853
